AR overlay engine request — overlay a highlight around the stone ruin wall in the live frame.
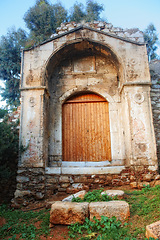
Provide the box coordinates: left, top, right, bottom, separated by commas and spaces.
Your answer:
11, 22, 160, 206
150, 60, 160, 170
52, 21, 144, 43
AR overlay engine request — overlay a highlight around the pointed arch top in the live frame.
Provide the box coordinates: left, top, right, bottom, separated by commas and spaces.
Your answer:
43, 38, 124, 87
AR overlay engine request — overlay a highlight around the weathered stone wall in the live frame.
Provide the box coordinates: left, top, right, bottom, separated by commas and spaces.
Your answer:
12, 167, 45, 206
150, 59, 160, 171
45, 166, 158, 197
52, 21, 144, 43
12, 22, 158, 205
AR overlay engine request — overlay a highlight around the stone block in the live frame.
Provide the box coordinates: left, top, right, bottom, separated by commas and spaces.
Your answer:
14, 190, 32, 198
146, 220, 160, 239
50, 201, 89, 225
101, 190, 124, 198
143, 173, 153, 181
61, 183, 70, 188
35, 192, 44, 200
130, 175, 136, 182
155, 175, 160, 180
130, 182, 137, 189
66, 183, 85, 194
62, 190, 86, 202
59, 176, 70, 183
89, 201, 130, 223
137, 181, 150, 189
16, 176, 29, 183
74, 176, 87, 183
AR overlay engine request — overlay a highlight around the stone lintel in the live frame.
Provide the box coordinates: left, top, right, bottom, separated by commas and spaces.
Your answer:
45, 166, 125, 175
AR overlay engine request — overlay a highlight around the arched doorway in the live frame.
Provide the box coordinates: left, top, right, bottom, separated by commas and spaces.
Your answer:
62, 92, 111, 162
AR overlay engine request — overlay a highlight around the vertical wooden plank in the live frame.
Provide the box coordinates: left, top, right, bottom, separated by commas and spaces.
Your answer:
62, 93, 111, 162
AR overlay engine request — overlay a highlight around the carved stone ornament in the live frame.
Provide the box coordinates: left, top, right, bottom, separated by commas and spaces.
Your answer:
134, 93, 144, 104
29, 97, 36, 107
130, 58, 136, 66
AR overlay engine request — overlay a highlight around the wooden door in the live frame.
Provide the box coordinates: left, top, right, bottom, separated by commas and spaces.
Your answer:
62, 93, 111, 162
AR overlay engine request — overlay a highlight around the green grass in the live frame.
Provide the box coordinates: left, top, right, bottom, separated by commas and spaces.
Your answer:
127, 185, 160, 220
0, 185, 160, 240
70, 185, 160, 239
0, 205, 50, 240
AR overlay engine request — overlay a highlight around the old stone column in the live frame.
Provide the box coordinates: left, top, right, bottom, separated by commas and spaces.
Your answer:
123, 83, 158, 171
13, 87, 49, 205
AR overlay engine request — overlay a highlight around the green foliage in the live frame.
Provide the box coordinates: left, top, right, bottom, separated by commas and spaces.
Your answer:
144, 23, 159, 61
0, 205, 50, 239
68, 216, 132, 240
128, 185, 160, 220
0, 28, 27, 107
71, 186, 160, 239
69, 0, 104, 23
0, 186, 160, 239
24, 0, 67, 45
85, 0, 104, 22
70, 2, 86, 23
68, 215, 158, 240
72, 189, 114, 203
0, 108, 8, 118
0, 115, 19, 178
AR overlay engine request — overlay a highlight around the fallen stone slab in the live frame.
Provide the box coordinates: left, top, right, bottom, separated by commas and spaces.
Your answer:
101, 190, 124, 198
89, 201, 130, 223
146, 220, 160, 239
50, 201, 89, 225
62, 190, 86, 202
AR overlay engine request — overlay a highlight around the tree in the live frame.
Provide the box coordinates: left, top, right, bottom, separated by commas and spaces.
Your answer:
85, 0, 104, 22
24, 0, 68, 45
0, 109, 19, 202
69, 0, 104, 23
69, 2, 86, 23
53, 2, 68, 30
144, 23, 159, 61
0, 28, 27, 107
0, 0, 104, 107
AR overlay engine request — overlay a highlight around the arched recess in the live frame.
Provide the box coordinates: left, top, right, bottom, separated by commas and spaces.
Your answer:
45, 39, 124, 167
44, 39, 123, 89
62, 92, 111, 162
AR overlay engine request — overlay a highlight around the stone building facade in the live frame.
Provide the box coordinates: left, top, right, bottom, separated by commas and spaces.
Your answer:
14, 22, 158, 203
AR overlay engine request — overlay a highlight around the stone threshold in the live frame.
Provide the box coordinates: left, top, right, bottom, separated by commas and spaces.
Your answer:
45, 165, 125, 175
49, 159, 124, 167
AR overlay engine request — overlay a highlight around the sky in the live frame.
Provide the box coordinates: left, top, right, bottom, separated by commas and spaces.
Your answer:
0, 0, 160, 42
0, 0, 160, 106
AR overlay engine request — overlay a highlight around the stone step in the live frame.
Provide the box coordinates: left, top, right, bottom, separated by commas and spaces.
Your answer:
50, 201, 89, 225
89, 201, 130, 223
50, 200, 130, 226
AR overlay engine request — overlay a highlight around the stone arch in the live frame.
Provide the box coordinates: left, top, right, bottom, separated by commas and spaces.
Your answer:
43, 38, 124, 88
59, 87, 115, 104
46, 37, 124, 167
